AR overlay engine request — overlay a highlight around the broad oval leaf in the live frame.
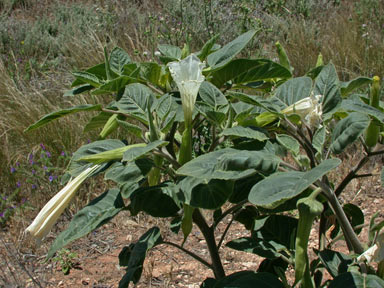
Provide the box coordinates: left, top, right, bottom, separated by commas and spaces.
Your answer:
314, 62, 342, 114
122, 140, 168, 162
199, 81, 228, 109
109, 47, 132, 75
207, 30, 257, 70
72, 71, 102, 87
157, 44, 182, 62
340, 77, 372, 97
177, 148, 280, 180
25, 104, 102, 132
91, 76, 134, 95
316, 249, 352, 278
276, 134, 300, 156
341, 96, 384, 122
119, 227, 163, 288
221, 126, 269, 142
210, 59, 291, 87
178, 177, 234, 209
330, 112, 370, 154
249, 158, 341, 208
47, 188, 125, 258
328, 272, 384, 288
274, 76, 312, 106
129, 182, 180, 217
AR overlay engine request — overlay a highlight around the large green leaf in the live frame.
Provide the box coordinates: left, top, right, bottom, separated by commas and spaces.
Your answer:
207, 30, 257, 70
197, 34, 219, 61
119, 227, 163, 288
72, 71, 102, 87
117, 119, 143, 138
129, 182, 180, 217
178, 177, 234, 209
91, 76, 134, 95
71, 63, 107, 87
341, 96, 384, 122
228, 91, 282, 113
312, 126, 326, 154
210, 59, 291, 87
122, 140, 168, 162
330, 112, 370, 154
328, 272, 384, 288
104, 160, 152, 198
47, 188, 125, 258
25, 104, 102, 132
177, 148, 280, 180
314, 63, 342, 114
114, 83, 155, 123
68, 139, 126, 176
274, 77, 312, 106
109, 47, 132, 75
157, 44, 182, 63
199, 81, 228, 109
213, 271, 284, 288
276, 134, 300, 156
138, 62, 163, 86
63, 84, 94, 97
221, 126, 269, 142
340, 77, 372, 97
316, 249, 352, 278
249, 159, 341, 208
83, 111, 112, 133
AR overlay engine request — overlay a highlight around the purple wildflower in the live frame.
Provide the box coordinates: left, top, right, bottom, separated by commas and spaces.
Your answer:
87, 139, 91, 144
49, 175, 54, 182
16, 181, 21, 188
46, 151, 51, 158
29, 154, 33, 160
40, 143, 46, 150
43, 165, 47, 170
10, 167, 16, 173
16, 162, 20, 167
61, 151, 65, 156
2, 196, 7, 200
31, 184, 37, 189
32, 169, 36, 175
0, 212, 4, 217
21, 198, 26, 203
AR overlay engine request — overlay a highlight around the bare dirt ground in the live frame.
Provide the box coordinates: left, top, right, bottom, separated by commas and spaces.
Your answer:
1, 159, 384, 288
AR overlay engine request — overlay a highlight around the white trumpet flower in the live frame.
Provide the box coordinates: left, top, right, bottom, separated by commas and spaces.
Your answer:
357, 233, 384, 263
25, 165, 100, 245
168, 54, 205, 126
282, 94, 322, 128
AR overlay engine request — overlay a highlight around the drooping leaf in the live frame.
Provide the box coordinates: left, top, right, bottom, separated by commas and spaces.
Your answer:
71, 63, 107, 87
228, 91, 282, 113
210, 59, 291, 87
25, 104, 102, 132
249, 159, 341, 208
328, 272, 384, 288
119, 227, 163, 287
341, 96, 384, 122
178, 177, 234, 209
207, 30, 257, 70
312, 126, 326, 154
129, 182, 180, 217
199, 81, 228, 109
330, 112, 370, 154
340, 77, 372, 97
213, 271, 284, 288
314, 63, 342, 114
177, 148, 280, 180
157, 44, 182, 63
274, 77, 312, 106
316, 249, 353, 278
117, 119, 143, 138
109, 47, 132, 75
276, 134, 300, 156
47, 188, 125, 258
221, 126, 269, 142
104, 160, 152, 198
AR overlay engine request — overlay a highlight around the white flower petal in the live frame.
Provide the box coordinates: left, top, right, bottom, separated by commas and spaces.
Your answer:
25, 165, 100, 244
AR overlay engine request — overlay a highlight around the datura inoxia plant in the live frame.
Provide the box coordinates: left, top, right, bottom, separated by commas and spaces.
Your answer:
25, 31, 384, 287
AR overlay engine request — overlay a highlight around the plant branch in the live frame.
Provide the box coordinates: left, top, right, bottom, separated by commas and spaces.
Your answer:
193, 209, 225, 279
213, 200, 247, 229
153, 148, 180, 169
162, 241, 212, 269
218, 215, 236, 250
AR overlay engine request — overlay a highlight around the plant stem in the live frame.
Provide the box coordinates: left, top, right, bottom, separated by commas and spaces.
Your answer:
318, 183, 364, 254
217, 216, 234, 249
193, 209, 225, 279
162, 241, 212, 269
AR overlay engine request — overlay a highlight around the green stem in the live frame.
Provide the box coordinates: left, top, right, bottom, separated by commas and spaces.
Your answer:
193, 209, 225, 279
178, 126, 192, 165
